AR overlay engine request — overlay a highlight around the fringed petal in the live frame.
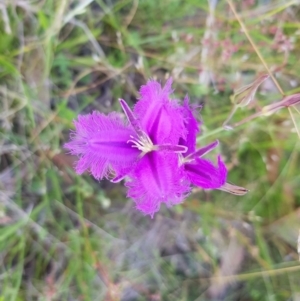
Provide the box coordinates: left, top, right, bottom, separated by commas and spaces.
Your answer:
179, 95, 200, 155
134, 78, 186, 145
184, 155, 227, 189
65, 111, 140, 180
125, 151, 190, 218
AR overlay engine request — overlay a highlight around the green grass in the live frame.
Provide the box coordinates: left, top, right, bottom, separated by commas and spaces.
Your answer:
0, 0, 300, 300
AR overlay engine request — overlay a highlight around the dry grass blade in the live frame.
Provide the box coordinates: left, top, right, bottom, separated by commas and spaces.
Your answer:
298, 229, 300, 261
226, 0, 284, 96
63, 0, 97, 25
227, 0, 300, 139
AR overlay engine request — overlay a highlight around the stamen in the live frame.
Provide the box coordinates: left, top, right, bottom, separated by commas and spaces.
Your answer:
178, 154, 185, 165
127, 134, 156, 154
120, 99, 158, 156
120, 99, 188, 156
127, 135, 188, 157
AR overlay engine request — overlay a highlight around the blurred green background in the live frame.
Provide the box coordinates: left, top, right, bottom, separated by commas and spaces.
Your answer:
0, 0, 300, 300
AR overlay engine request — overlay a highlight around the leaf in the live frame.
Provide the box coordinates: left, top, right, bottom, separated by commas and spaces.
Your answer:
0, 56, 19, 76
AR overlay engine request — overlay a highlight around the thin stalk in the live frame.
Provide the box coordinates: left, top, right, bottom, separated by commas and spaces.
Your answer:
227, 0, 300, 139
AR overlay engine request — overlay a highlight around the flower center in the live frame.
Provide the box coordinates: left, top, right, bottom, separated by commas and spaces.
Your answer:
128, 132, 157, 155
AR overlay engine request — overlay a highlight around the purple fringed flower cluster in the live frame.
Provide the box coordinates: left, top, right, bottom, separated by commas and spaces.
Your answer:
65, 78, 247, 217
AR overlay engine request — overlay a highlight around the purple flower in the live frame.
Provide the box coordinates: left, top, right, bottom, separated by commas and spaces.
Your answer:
176, 98, 226, 190
65, 78, 247, 218
182, 145, 227, 189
